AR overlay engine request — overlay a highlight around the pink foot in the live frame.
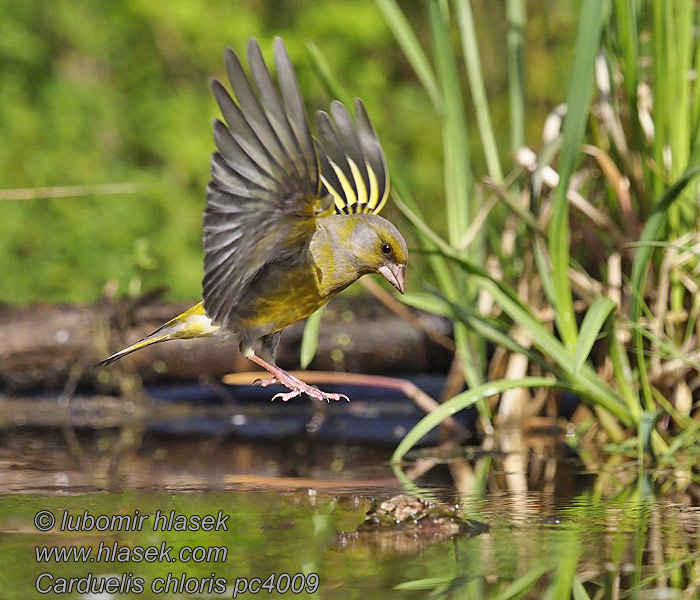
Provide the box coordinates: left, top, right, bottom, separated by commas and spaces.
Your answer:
272, 386, 349, 403
248, 354, 350, 402
272, 370, 349, 402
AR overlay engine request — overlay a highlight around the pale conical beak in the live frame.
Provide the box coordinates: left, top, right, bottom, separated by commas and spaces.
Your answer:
377, 263, 406, 294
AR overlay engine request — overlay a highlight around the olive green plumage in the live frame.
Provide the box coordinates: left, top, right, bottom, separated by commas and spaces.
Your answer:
232, 213, 407, 340
99, 37, 407, 401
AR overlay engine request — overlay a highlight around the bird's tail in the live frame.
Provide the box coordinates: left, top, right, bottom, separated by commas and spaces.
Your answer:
97, 326, 173, 367
97, 302, 218, 367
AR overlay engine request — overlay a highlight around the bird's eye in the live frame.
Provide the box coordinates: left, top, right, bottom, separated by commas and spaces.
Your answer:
381, 243, 392, 256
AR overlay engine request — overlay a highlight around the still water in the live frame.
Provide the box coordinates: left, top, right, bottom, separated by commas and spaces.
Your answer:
1, 424, 698, 600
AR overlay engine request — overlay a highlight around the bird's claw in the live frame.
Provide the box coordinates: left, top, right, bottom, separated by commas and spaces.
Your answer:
270, 382, 349, 403
305, 387, 350, 403
271, 389, 303, 402
253, 377, 279, 387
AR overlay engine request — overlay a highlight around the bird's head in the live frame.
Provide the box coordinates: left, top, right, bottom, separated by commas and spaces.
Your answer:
343, 214, 408, 294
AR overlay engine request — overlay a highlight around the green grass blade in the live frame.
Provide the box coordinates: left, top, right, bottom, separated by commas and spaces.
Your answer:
429, 0, 473, 248
394, 2, 485, 390
393, 377, 575, 462
667, 0, 693, 181
375, 0, 443, 113
485, 175, 543, 232
306, 42, 354, 108
506, 0, 526, 155
391, 463, 440, 500
393, 192, 454, 250
401, 290, 555, 374
472, 456, 491, 496
638, 411, 660, 463
493, 566, 548, 600
533, 238, 556, 309
573, 296, 616, 376
455, 0, 504, 182
390, 188, 457, 299
394, 576, 453, 591
549, 0, 604, 351
572, 578, 592, 600
630, 163, 700, 409
300, 305, 327, 369
401, 292, 451, 317
391, 195, 485, 401
611, 0, 641, 149
393, 190, 485, 396
626, 239, 700, 261
607, 317, 641, 421
651, 0, 668, 199
693, 7, 700, 140
544, 533, 581, 600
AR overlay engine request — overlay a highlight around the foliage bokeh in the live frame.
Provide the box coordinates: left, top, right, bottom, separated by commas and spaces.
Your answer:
0, 0, 577, 304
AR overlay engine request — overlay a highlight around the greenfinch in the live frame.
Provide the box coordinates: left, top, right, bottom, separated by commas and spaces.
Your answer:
99, 37, 408, 402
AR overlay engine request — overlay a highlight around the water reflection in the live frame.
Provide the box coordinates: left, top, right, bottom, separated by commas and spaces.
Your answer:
1, 428, 699, 598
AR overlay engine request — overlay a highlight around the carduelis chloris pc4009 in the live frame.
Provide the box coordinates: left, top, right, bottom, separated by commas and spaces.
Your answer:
99, 37, 408, 402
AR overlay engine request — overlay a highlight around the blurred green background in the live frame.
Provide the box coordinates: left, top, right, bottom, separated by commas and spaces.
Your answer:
0, 0, 577, 305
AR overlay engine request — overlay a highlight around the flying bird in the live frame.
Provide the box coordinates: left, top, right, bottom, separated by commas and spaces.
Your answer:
99, 37, 408, 402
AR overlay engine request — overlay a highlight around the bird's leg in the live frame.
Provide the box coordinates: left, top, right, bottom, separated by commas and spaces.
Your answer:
241, 333, 348, 402
250, 332, 282, 388
247, 353, 349, 403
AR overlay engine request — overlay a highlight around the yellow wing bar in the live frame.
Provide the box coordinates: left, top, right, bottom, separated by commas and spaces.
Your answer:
316, 99, 390, 216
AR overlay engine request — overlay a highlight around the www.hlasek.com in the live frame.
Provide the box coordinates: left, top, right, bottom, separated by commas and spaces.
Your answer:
33, 509, 320, 597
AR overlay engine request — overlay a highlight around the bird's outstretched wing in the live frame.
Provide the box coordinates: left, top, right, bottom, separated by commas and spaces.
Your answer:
203, 37, 331, 330
317, 99, 390, 216
203, 37, 390, 331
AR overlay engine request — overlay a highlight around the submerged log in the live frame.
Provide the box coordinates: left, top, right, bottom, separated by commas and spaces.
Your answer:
0, 297, 452, 394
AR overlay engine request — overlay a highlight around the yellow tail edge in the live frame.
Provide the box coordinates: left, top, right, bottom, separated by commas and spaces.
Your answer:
97, 302, 212, 367
96, 332, 170, 367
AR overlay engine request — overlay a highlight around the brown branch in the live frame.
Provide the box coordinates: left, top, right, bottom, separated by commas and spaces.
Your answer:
223, 370, 468, 438
0, 182, 140, 201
